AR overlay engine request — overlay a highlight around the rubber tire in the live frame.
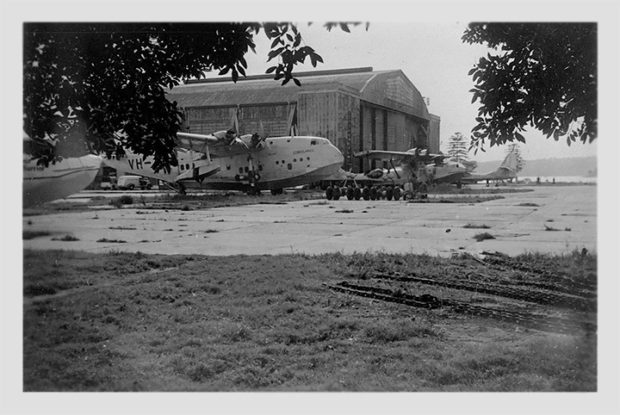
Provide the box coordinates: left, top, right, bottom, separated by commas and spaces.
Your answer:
386, 187, 394, 201
333, 186, 341, 200
362, 187, 370, 200
326, 186, 333, 200
345, 186, 354, 200
419, 183, 428, 199
354, 187, 362, 200
369, 187, 377, 200
393, 187, 402, 201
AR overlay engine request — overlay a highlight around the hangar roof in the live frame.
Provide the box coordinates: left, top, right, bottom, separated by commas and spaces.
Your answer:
168, 67, 430, 121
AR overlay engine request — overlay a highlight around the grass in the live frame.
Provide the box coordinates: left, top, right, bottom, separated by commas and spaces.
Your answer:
23, 249, 596, 392
23, 230, 52, 240
96, 238, 127, 243
408, 195, 504, 204
463, 223, 491, 229
24, 190, 510, 218
110, 195, 134, 208
51, 234, 80, 241
473, 232, 495, 242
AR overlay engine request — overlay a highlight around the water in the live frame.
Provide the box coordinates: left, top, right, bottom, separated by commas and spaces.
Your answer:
519, 176, 597, 184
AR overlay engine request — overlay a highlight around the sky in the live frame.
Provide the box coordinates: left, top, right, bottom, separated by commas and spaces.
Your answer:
228, 22, 598, 163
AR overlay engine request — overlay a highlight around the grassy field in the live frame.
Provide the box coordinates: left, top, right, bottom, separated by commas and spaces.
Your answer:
23, 249, 596, 391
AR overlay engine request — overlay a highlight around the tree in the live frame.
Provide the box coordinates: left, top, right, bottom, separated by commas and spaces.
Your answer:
506, 143, 525, 174
23, 22, 358, 171
462, 23, 596, 152
446, 132, 470, 165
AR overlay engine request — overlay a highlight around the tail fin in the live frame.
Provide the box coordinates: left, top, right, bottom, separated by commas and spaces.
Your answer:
500, 149, 519, 172
230, 107, 240, 133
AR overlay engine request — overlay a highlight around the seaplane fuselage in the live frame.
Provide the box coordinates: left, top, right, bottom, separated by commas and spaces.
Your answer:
23, 154, 102, 207
103, 136, 344, 191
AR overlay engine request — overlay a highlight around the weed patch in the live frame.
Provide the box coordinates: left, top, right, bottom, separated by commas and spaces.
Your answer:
51, 234, 79, 241
473, 232, 495, 242
110, 195, 133, 207
97, 238, 127, 243
463, 223, 490, 229
23, 230, 52, 240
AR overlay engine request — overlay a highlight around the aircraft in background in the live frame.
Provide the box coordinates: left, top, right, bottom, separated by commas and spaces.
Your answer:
459, 149, 519, 185
103, 129, 344, 195
23, 134, 103, 207
322, 148, 469, 200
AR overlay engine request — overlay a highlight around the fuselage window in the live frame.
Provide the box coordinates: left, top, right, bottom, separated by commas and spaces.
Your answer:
275, 160, 279, 165
226, 165, 231, 170
180, 164, 185, 171
238, 167, 243, 174
281, 160, 285, 164
258, 165, 263, 171
244, 166, 249, 173
307, 157, 310, 160
293, 158, 297, 162
287, 163, 292, 170
186, 164, 190, 170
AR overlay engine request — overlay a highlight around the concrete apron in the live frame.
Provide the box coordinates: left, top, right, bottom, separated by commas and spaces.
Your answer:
23, 185, 597, 257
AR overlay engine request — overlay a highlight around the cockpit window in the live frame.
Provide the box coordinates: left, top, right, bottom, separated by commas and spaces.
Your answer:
310, 140, 317, 145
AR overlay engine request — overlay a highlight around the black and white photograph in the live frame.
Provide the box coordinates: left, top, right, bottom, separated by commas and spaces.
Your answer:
4, 0, 619, 414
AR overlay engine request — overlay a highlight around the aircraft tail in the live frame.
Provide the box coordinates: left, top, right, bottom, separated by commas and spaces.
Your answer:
500, 149, 519, 173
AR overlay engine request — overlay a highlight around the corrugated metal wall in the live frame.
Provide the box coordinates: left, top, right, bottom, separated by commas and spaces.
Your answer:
297, 91, 338, 143
185, 104, 292, 137
336, 94, 360, 172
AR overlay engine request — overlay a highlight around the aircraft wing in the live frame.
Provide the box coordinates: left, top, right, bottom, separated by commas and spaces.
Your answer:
176, 132, 262, 157
175, 132, 218, 152
354, 149, 446, 163
355, 150, 416, 160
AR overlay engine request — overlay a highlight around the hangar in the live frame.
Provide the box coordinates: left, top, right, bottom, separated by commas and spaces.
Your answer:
168, 67, 440, 173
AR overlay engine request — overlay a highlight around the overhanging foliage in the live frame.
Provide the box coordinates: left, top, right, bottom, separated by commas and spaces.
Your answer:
462, 23, 597, 152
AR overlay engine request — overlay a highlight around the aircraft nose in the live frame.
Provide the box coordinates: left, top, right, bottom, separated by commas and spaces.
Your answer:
329, 142, 344, 164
